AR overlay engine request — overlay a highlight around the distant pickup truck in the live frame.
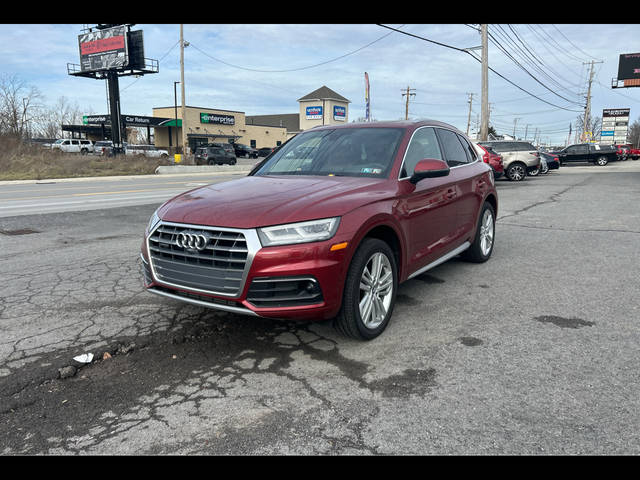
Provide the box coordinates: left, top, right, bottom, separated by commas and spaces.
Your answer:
551, 143, 619, 166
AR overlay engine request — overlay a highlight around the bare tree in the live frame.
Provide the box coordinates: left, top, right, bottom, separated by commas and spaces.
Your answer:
628, 119, 640, 148
33, 96, 87, 139
575, 114, 602, 142
0, 74, 42, 138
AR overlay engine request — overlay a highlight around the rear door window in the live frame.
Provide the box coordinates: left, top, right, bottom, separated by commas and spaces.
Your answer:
436, 128, 470, 167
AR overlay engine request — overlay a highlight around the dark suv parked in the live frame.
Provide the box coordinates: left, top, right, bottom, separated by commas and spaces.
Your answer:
195, 145, 237, 165
211, 142, 236, 156
233, 143, 258, 158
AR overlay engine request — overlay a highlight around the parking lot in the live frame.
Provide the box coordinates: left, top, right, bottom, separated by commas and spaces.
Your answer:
1, 161, 639, 454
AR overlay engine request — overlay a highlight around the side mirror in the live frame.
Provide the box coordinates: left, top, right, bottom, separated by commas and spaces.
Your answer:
409, 159, 450, 184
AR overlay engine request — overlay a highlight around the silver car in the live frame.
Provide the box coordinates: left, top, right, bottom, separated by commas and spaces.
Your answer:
478, 141, 540, 181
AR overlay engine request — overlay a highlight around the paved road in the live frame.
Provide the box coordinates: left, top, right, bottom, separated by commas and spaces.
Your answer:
0, 171, 251, 218
1, 161, 639, 454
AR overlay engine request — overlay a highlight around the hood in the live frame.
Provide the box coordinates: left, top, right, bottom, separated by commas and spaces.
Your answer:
159, 175, 392, 229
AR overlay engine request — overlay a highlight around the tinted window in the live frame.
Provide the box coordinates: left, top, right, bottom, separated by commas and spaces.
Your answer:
436, 128, 469, 167
256, 127, 404, 178
401, 127, 443, 177
514, 142, 537, 151
457, 133, 477, 162
481, 142, 513, 153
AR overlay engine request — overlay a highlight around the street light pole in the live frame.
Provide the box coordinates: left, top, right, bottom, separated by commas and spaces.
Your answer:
173, 81, 179, 152
180, 24, 188, 161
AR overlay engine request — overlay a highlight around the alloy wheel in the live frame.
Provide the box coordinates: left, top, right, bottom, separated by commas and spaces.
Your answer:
479, 209, 494, 257
359, 252, 394, 329
508, 164, 525, 181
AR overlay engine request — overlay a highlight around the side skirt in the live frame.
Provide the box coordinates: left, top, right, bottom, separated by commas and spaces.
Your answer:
406, 241, 471, 280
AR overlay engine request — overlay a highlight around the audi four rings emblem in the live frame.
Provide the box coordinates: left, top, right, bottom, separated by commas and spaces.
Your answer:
176, 232, 208, 250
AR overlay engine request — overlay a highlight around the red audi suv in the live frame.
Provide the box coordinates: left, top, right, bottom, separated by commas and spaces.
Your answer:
140, 120, 498, 340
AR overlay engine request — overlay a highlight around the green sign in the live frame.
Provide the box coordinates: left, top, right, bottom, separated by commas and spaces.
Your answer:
200, 112, 235, 125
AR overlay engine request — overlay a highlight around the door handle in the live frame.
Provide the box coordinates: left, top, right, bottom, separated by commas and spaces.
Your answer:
445, 189, 456, 199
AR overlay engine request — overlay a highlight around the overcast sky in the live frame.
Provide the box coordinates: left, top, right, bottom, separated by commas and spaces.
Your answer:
2, 23, 639, 145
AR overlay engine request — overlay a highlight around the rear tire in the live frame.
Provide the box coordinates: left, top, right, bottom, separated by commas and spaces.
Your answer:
334, 238, 398, 341
461, 202, 495, 263
596, 156, 608, 166
506, 162, 526, 181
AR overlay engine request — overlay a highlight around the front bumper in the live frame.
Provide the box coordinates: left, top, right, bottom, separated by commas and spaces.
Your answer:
141, 222, 350, 321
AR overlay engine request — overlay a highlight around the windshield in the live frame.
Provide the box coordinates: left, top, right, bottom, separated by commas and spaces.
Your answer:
254, 127, 404, 178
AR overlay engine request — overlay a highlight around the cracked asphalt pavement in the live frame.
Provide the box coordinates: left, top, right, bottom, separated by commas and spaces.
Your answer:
1, 162, 640, 454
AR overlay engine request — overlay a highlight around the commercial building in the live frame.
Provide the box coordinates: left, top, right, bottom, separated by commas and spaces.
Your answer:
61, 85, 351, 153
152, 106, 288, 154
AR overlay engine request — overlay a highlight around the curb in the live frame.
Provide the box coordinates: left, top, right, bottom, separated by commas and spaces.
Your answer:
0, 168, 252, 186
154, 164, 253, 174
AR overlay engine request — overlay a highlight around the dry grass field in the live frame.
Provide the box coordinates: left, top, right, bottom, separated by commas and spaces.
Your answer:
0, 137, 172, 181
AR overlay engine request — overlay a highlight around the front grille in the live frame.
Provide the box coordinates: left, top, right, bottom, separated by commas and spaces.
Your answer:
148, 222, 250, 296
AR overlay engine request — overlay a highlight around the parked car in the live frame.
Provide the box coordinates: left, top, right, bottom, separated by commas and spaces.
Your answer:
477, 140, 540, 181
257, 147, 277, 157
210, 142, 236, 156
539, 152, 560, 173
615, 144, 631, 161
141, 120, 498, 340
628, 147, 640, 160
194, 145, 238, 165
126, 145, 170, 158
473, 143, 504, 179
51, 139, 94, 155
93, 140, 113, 156
233, 143, 258, 158
551, 143, 618, 166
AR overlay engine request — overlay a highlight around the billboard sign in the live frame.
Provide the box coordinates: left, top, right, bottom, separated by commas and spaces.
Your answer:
78, 26, 128, 72
617, 53, 640, 81
600, 108, 630, 145
333, 105, 346, 121
306, 106, 323, 119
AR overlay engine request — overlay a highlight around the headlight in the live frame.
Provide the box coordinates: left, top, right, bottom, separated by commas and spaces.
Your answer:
257, 217, 340, 247
146, 209, 161, 234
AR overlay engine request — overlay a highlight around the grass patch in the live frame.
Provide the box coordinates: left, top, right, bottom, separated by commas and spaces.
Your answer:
0, 137, 172, 181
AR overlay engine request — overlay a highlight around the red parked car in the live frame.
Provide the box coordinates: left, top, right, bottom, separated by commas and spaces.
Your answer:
473, 142, 504, 179
141, 120, 498, 340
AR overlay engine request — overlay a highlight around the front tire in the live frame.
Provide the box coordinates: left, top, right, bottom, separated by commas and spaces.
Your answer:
596, 156, 608, 166
334, 238, 398, 341
462, 202, 495, 263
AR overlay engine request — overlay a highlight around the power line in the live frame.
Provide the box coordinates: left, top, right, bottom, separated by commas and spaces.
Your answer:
487, 25, 584, 106
188, 26, 404, 73
377, 24, 584, 113
550, 24, 601, 62
505, 24, 583, 93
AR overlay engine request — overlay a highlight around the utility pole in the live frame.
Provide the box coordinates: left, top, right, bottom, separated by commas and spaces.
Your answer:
524, 124, 529, 141
466, 93, 474, 136
402, 86, 416, 120
180, 24, 188, 161
582, 60, 602, 143
513, 117, 521, 138
479, 24, 489, 141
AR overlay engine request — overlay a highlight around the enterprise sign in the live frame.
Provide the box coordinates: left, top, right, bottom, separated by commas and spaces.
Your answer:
82, 114, 169, 127
200, 113, 235, 125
